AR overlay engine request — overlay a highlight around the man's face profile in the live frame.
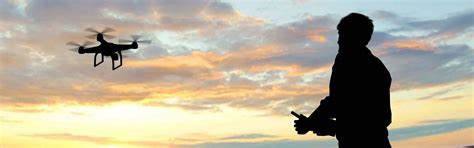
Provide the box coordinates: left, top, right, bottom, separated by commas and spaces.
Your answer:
337, 23, 366, 48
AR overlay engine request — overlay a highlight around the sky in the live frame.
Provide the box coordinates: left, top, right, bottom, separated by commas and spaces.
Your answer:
0, 0, 473, 148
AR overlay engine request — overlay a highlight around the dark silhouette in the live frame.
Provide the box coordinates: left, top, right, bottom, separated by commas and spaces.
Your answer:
293, 13, 392, 147
66, 27, 151, 70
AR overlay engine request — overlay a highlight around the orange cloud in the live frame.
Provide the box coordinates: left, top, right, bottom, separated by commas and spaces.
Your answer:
307, 29, 328, 43
128, 51, 220, 69
390, 40, 433, 50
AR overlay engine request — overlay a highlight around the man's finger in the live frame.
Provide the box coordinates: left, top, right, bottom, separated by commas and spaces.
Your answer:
291, 111, 300, 118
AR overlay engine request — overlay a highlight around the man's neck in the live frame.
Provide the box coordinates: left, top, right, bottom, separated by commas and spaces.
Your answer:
338, 45, 368, 54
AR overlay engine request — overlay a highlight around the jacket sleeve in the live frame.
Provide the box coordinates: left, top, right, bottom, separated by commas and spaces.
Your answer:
308, 96, 335, 120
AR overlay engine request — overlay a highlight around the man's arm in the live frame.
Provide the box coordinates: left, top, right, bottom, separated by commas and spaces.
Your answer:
306, 96, 336, 136
308, 96, 335, 120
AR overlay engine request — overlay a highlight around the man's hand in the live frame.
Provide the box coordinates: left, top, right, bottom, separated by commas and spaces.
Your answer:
292, 111, 311, 135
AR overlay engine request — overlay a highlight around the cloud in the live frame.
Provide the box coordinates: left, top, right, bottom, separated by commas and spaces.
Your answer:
2, 3, 472, 148
22, 117, 474, 148
181, 118, 474, 148
0, 0, 472, 119
389, 118, 474, 141
24, 133, 166, 147
415, 82, 468, 100
23, 118, 474, 147
180, 138, 337, 148
0, 116, 23, 124
25, 133, 112, 144
403, 10, 474, 36
371, 10, 399, 21
144, 98, 225, 111
380, 44, 473, 90
0, 1, 22, 21
418, 119, 459, 124
369, 13, 473, 90
218, 134, 275, 140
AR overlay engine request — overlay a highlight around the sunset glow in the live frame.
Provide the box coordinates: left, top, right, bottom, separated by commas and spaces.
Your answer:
1, 0, 473, 147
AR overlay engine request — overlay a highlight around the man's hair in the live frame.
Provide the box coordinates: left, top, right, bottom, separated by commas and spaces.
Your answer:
337, 13, 374, 45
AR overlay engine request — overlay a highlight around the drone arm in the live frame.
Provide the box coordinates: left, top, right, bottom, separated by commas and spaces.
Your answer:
81, 46, 101, 53
114, 44, 135, 51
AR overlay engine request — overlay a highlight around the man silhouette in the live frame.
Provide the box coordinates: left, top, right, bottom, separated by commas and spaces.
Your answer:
293, 13, 392, 147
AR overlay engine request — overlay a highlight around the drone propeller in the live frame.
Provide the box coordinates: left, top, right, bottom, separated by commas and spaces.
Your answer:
118, 35, 152, 44
66, 41, 94, 51
85, 27, 115, 39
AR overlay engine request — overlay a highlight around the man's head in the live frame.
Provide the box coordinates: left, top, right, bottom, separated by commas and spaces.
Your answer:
337, 13, 373, 48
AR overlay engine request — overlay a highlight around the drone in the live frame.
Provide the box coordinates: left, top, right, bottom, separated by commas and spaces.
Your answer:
67, 27, 151, 70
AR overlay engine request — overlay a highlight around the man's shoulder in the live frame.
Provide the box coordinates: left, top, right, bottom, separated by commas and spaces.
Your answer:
369, 54, 391, 77
370, 54, 387, 67
363, 48, 384, 65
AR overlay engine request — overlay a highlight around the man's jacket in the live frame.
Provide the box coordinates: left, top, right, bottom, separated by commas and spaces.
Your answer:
310, 47, 392, 140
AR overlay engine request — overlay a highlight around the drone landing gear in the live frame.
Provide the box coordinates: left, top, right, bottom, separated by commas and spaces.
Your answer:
112, 51, 122, 70
94, 53, 104, 67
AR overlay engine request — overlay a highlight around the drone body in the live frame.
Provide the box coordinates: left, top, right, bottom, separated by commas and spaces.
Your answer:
67, 27, 151, 70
